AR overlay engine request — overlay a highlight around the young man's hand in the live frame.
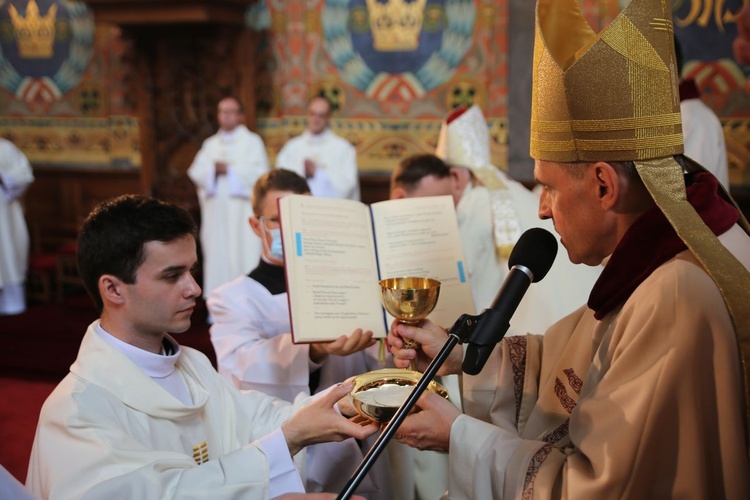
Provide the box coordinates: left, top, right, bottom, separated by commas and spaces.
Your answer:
281, 382, 379, 456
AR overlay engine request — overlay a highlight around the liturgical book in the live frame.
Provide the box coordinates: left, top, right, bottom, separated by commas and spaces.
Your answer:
279, 194, 475, 343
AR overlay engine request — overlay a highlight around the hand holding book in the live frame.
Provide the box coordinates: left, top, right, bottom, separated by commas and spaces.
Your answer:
279, 195, 474, 345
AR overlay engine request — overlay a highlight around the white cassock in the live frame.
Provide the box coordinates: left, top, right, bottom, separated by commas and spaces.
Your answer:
457, 178, 602, 336
207, 271, 391, 496
188, 125, 269, 296
27, 322, 311, 500
681, 98, 729, 190
275, 129, 360, 201
0, 138, 33, 315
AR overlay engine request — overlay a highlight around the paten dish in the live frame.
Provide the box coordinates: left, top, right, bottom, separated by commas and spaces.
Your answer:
349, 368, 449, 424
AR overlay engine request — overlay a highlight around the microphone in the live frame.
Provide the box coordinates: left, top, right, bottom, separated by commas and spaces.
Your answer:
461, 228, 558, 375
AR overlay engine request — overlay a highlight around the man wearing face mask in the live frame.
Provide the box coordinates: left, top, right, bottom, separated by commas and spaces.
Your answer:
207, 169, 392, 495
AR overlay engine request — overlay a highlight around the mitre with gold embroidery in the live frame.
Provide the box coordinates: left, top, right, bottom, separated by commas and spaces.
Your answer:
532, 0, 750, 451
436, 104, 523, 256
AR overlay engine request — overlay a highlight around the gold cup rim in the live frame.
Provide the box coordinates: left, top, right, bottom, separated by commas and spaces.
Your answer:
378, 277, 442, 290
379, 276, 442, 325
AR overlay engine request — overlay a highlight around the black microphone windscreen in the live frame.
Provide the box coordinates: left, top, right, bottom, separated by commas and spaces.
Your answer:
507, 228, 558, 282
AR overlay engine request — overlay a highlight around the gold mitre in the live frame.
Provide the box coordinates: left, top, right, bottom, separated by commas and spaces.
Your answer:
436, 105, 522, 256
532, 0, 750, 453
530, 0, 682, 162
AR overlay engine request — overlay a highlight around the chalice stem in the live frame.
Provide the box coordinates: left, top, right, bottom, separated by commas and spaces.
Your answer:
403, 338, 419, 372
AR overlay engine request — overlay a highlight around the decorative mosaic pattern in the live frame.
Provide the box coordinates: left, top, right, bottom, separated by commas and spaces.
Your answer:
253, 0, 750, 185
0, 0, 746, 186
255, 0, 509, 172
0, 0, 93, 104
321, 0, 476, 98
0, 115, 139, 166
673, 0, 750, 186
260, 115, 507, 173
0, 1, 137, 168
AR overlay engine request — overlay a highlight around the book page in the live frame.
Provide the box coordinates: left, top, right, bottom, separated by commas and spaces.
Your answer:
370, 196, 475, 329
279, 195, 386, 343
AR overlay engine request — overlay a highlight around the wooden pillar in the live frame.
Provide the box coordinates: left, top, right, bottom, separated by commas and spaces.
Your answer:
86, 0, 258, 212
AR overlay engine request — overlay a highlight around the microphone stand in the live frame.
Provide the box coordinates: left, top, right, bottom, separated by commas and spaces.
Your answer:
337, 313, 481, 500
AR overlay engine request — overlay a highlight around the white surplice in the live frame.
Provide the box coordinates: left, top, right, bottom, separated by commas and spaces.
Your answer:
681, 98, 729, 189
27, 321, 312, 500
276, 129, 360, 201
0, 138, 33, 314
188, 125, 269, 296
208, 273, 393, 497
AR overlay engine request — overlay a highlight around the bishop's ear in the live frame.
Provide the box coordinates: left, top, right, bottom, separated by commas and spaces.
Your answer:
593, 162, 619, 210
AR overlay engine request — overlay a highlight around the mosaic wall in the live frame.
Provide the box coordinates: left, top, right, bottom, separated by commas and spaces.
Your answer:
0, 0, 748, 187
672, 0, 750, 187
251, 0, 510, 173
250, 0, 750, 187
0, 0, 138, 168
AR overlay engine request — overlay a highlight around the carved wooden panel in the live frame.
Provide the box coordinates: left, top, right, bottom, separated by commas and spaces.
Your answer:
360, 173, 391, 205
119, 25, 257, 214
25, 167, 141, 251
86, 0, 258, 215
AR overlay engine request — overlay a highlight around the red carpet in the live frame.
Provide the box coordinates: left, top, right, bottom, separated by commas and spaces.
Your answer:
0, 295, 215, 483
0, 374, 58, 483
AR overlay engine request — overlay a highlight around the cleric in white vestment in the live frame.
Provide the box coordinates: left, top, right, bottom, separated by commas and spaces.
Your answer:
188, 97, 269, 298
0, 138, 34, 315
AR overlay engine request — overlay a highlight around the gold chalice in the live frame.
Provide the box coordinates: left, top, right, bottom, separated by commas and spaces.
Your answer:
379, 277, 441, 371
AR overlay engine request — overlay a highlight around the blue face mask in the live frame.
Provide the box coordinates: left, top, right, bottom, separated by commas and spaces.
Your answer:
268, 228, 284, 260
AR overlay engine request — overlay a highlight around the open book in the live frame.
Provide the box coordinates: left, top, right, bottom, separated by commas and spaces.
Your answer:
279, 194, 475, 343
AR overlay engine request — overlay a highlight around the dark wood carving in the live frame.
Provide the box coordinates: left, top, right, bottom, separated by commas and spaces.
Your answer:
86, 0, 257, 217
25, 167, 141, 252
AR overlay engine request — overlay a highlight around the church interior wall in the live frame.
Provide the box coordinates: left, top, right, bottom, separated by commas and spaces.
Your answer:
0, 0, 747, 252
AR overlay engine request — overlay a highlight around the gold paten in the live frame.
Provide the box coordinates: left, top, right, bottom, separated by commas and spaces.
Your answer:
350, 368, 448, 424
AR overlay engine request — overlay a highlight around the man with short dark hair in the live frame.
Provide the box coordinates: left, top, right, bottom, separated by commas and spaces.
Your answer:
390, 153, 454, 199
276, 96, 359, 201
26, 194, 377, 499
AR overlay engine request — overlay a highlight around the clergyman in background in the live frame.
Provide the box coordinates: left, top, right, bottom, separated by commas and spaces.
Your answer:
275, 96, 360, 201
188, 96, 270, 303
674, 36, 729, 190
0, 137, 34, 315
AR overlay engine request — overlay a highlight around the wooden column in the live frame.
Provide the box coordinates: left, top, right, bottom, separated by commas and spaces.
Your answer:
86, 0, 258, 213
